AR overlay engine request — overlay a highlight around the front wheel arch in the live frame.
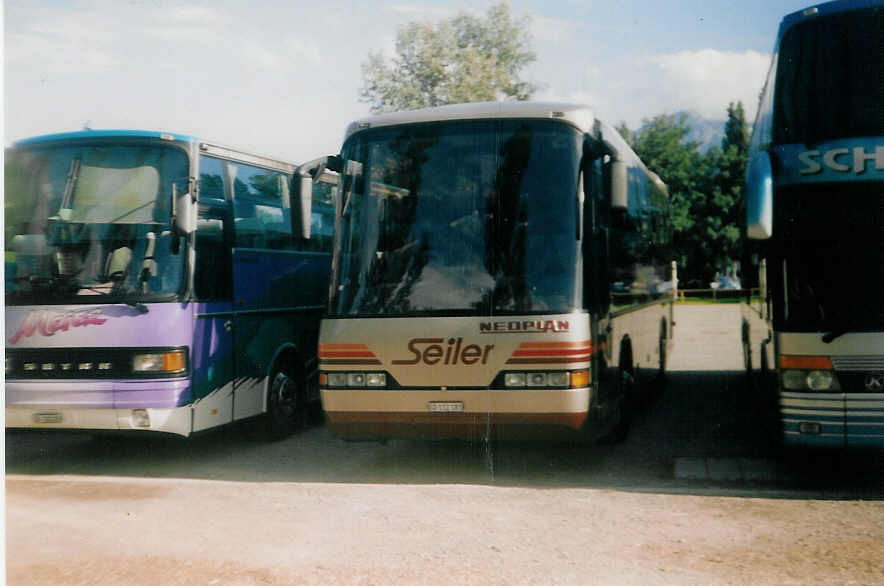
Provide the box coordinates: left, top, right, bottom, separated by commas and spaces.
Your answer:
263, 348, 307, 439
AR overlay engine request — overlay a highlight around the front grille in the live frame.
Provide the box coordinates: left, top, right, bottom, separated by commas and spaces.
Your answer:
7, 348, 130, 379
832, 356, 884, 372
837, 372, 884, 394
6, 347, 187, 380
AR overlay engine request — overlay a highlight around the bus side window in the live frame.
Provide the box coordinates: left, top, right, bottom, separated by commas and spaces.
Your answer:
230, 162, 293, 251
199, 156, 225, 200
194, 204, 232, 301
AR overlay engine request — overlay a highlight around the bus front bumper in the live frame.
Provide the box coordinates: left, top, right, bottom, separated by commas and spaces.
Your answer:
781, 391, 884, 449
321, 387, 593, 440
5, 379, 194, 436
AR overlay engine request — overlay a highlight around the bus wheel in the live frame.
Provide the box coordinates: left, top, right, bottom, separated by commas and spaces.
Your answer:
741, 321, 752, 372
599, 350, 634, 445
656, 330, 667, 382
265, 362, 304, 440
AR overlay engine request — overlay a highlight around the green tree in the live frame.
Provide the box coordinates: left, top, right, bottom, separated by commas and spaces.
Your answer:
631, 113, 707, 281
614, 121, 632, 143
632, 105, 750, 286
360, 2, 537, 113
700, 101, 749, 283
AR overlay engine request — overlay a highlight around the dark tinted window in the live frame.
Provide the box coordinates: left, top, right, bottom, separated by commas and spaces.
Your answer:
194, 203, 232, 301
771, 183, 883, 331
199, 156, 225, 200
774, 7, 883, 144
231, 162, 292, 250
335, 119, 582, 316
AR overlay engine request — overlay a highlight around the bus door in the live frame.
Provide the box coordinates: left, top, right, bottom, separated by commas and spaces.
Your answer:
191, 159, 237, 431
229, 161, 295, 420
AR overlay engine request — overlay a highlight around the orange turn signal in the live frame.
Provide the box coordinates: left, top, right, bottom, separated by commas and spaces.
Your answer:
779, 355, 832, 370
570, 369, 590, 388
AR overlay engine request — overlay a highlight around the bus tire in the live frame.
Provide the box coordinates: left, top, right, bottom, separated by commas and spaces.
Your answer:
655, 320, 667, 391
741, 320, 752, 372
598, 344, 634, 445
264, 360, 306, 440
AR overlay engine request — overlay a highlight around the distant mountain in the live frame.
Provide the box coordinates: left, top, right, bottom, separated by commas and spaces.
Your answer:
633, 110, 726, 153
680, 111, 725, 153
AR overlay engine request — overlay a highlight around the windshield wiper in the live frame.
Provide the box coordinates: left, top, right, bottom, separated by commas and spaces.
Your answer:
10, 274, 148, 313
822, 329, 848, 344
83, 284, 150, 314
822, 317, 864, 344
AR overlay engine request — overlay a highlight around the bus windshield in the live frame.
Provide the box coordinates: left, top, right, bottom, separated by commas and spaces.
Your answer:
773, 183, 884, 333
5, 143, 188, 304
773, 6, 884, 145
334, 119, 582, 316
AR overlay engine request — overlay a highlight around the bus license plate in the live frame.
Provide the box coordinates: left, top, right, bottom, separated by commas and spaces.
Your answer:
33, 412, 64, 424
428, 401, 463, 413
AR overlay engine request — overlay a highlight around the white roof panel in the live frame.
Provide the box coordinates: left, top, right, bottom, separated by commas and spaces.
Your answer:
344, 101, 596, 139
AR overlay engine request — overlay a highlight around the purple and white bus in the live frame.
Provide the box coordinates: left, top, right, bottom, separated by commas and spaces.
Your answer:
5, 130, 333, 437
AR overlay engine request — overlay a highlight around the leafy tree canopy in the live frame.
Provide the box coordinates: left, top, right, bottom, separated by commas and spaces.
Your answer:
627, 104, 750, 285
360, 2, 537, 113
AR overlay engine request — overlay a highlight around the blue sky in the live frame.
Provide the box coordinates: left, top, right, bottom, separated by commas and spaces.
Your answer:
5, 0, 816, 163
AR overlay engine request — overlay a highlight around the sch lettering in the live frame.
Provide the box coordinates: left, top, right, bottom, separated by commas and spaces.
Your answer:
799, 146, 884, 175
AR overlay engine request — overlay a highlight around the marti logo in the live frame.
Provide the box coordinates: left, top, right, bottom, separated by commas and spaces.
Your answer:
798, 145, 884, 175
8, 309, 107, 345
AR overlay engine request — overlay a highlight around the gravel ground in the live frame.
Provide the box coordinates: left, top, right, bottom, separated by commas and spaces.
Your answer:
6, 305, 884, 585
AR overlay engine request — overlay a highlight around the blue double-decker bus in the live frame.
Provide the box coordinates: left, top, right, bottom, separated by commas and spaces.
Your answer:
5, 130, 333, 437
742, 1, 883, 449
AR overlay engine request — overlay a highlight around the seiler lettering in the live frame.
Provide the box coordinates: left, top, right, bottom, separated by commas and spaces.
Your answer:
391, 337, 495, 366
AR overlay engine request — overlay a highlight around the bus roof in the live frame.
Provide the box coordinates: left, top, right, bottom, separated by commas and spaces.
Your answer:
345, 101, 662, 195
11, 129, 296, 172
12, 129, 199, 147
779, 0, 882, 37
344, 101, 597, 140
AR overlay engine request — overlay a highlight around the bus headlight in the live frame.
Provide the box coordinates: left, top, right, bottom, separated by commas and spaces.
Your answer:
779, 355, 839, 391
321, 371, 388, 388
347, 372, 366, 387
503, 370, 586, 389
527, 372, 548, 387
781, 369, 840, 391
806, 370, 837, 391
548, 372, 570, 387
504, 373, 526, 387
132, 350, 187, 375
325, 372, 348, 387
365, 372, 387, 387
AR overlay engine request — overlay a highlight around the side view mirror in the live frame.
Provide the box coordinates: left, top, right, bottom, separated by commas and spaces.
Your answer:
171, 178, 196, 253
746, 152, 773, 240
610, 159, 628, 210
295, 173, 314, 239
292, 155, 342, 240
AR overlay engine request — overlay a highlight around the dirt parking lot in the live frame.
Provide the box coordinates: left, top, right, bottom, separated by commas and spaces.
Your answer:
6, 305, 884, 585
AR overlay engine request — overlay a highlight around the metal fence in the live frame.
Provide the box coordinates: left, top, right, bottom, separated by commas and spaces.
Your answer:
674, 288, 752, 302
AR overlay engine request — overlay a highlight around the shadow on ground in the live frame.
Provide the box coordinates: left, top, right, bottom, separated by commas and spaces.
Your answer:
7, 370, 882, 499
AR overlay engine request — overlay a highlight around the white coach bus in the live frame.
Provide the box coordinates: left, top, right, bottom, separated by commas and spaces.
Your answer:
294, 102, 674, 441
